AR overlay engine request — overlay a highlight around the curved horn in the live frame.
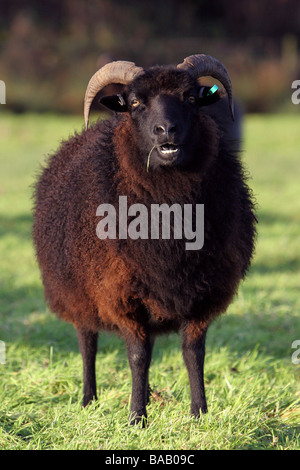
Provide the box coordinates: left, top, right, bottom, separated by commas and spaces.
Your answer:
84, 60, 144, 129
177, 54, 234, 120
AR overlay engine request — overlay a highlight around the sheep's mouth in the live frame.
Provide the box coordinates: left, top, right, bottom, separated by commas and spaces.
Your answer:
157, 144, 180, 159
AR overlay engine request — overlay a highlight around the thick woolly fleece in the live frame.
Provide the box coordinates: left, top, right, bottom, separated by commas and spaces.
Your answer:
33, 99, 256, 421
33, 114, 255, 337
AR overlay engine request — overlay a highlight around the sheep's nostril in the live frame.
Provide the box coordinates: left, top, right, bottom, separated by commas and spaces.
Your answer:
154, 123, 177, 136
168, 124, 176, 135
154, 125, 166, 136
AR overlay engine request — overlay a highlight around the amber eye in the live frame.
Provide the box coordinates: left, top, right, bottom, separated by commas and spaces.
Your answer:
188, 96, 196, 103
131, 99, 140, 108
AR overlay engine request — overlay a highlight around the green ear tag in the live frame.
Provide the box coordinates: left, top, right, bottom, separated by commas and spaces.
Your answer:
207, 84, 219, 96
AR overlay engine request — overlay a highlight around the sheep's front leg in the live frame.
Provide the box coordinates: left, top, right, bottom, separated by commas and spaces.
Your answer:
125, 334, 153, 426
77, 328, 98, 407
181, 324, 208, 417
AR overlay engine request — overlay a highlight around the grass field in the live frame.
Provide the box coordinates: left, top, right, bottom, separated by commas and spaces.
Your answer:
0, 111, 299, 450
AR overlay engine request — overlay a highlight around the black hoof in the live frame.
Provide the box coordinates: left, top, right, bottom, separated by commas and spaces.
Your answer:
82, 394, 97, 408
129, 413, 148, 428
191, 405, 208, 418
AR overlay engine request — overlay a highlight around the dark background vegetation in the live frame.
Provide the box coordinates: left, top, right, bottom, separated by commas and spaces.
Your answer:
0, 0, 300, 114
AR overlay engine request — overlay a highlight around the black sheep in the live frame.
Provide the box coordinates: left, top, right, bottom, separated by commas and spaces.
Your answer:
33, 55, 256, 425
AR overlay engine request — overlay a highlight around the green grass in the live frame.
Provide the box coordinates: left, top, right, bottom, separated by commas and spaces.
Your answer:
0, 111, 299, 450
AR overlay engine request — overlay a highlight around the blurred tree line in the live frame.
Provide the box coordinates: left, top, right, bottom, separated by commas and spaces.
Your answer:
0, 0, 299, 113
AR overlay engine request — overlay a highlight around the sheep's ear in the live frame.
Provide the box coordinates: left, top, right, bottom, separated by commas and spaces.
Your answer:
100, 94, 128, 112
198, 86, 223, 107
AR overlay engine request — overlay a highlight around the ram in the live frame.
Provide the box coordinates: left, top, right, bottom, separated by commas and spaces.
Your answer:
33, 54, 256, 425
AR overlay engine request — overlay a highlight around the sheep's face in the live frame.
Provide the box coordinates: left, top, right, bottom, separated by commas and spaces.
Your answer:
101, 66, 222, 170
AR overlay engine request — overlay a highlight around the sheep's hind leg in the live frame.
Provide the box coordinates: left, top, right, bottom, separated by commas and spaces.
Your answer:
125, 333, 153, 427
77, 327, 98, 407
181, 324, 208, 418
